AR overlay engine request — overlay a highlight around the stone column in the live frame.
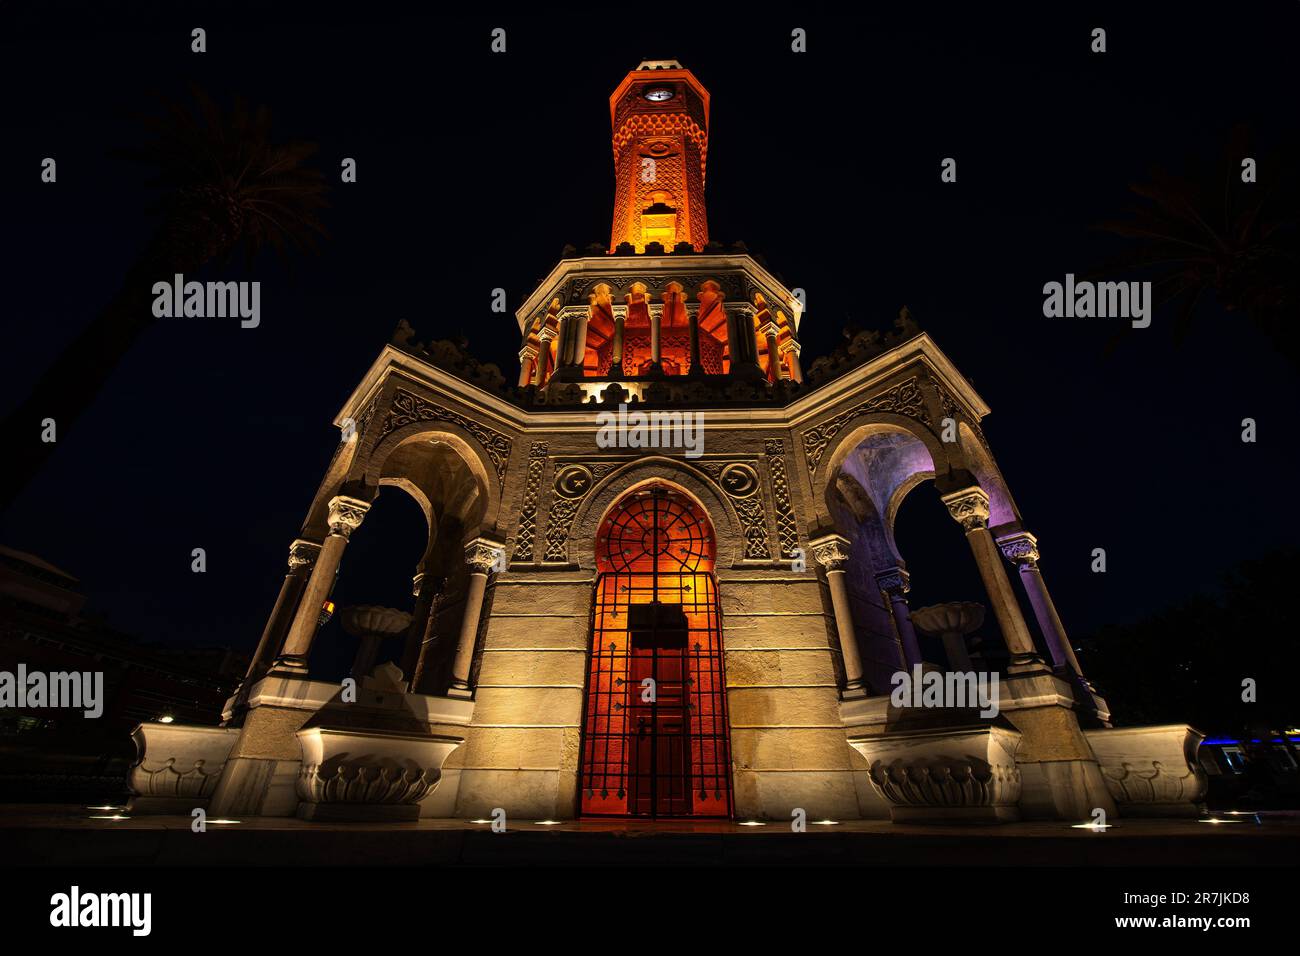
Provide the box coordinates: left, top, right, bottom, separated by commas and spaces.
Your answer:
997, 531, 1087, 680
517, 345, 538, 388
686, 303, 703, 376
810, 533, 867, 698
780, 339, 803, 383
533, 328, 555, 387
229, 539, 320, 718
648, 303, 664, 374
875, 566, 923, 668
940, 487, 1046, 674
759, 321, 786, 381
447, 537, 504, 698
271, 495, 370, 675
725, 306, 764, 379
609, 305, 627, 377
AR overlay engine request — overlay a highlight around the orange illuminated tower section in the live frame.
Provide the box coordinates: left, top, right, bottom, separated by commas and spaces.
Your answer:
609, 60, 711, 253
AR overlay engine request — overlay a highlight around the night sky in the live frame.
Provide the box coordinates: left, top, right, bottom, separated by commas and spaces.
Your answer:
3, 4, 1297, 678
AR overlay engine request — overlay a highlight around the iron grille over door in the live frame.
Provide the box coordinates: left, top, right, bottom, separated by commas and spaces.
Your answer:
580, 485, 733, 818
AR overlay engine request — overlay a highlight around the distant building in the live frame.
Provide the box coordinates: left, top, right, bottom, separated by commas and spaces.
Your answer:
0, 545, 247, 800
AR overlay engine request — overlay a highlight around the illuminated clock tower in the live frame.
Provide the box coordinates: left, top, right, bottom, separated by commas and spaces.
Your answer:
187, 58, 1203, 833
609, 60, 711, 253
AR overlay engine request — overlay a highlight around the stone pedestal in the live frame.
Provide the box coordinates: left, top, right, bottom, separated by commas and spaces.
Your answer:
997, 672, 1117, 820
208, 668, 473, 818
127, 723, 241, 814
848, 724, 1023, 823
1085, 724, 1207, 816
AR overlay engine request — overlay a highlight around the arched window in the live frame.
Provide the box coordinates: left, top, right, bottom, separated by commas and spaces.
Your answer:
580, 484, 733, 817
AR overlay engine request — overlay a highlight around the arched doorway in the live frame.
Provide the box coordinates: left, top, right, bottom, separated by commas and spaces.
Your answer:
579, 484, 733, 818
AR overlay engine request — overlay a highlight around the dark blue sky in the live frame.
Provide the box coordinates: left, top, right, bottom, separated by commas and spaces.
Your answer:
3, 4, 1297, 668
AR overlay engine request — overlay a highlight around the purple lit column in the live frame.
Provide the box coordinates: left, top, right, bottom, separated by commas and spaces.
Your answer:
997, 531, 1087, 680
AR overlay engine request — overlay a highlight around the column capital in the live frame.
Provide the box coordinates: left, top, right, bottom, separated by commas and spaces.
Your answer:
465, 535, 506, 575
538, 326, 557, 343
288, 538, 322, 572
874, 566, 911, 595
779, 339, 802, 356
808, 532, 852, 572
648, 303, 664, 319
996, 530, 1040, 568
940, 487, 990, 533
327, 496, 371, 538
518, 343, 539, 361
611, 304, 629, 320
757, 320, 780, 338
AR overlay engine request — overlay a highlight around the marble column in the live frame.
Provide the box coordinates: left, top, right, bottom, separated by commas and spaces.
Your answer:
533, 328, 555, 387
648, 303, 664, 374
447, 537, 504, 698
686, 303, 703, 376
230, 538, 320, 717
780, 339, 803, 383
517, 345, 538, 388
271, 495, 370, 675
875, 566, 923, 668
609, 305, 627, 377
758, 321, 786, 381
940, 487, 1046, 674
997, 531, 1088, 680
725, 307, 764, 379
810, 533, 867, 698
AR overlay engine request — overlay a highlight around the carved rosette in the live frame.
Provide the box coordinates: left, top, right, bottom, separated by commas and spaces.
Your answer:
800, 377, 929, 475
764, 439, 801, 560
997, 531, 1040, 568
327, 495, 371, 539
940, 487, 990, 533
288, 538, 321, 573
512, 442, 548, 562
378, 388, 513, 483
809, 533, 851, 573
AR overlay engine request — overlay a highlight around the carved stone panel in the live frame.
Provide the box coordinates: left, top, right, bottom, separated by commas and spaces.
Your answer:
378, 387, 513, 482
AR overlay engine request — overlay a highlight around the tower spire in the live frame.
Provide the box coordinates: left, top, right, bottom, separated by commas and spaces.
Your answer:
608, 61, 711, 253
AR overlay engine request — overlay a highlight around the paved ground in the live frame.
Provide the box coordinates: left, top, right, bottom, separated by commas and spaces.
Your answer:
3, 805, 1298, 865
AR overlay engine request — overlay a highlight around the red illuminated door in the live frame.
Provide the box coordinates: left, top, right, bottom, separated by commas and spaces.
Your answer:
580, 486, 733, 818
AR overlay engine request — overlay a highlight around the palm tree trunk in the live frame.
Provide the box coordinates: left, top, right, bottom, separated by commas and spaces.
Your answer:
0, 236, 191, 510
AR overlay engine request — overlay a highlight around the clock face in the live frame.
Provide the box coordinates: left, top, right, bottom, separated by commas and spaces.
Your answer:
643, 87, 674, 102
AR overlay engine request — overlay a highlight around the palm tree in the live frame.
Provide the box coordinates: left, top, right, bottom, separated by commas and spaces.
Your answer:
1, 89, 327, 509
1094, 126, 1299, 364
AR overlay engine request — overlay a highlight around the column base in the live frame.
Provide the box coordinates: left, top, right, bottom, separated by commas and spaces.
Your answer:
840, 683, 869, 701
1006, 653, 1052, 676
446, 683, 474, 700
268, 656, 310, 676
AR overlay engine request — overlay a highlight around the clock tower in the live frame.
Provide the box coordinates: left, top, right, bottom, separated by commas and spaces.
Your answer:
609, 60, 711, 253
